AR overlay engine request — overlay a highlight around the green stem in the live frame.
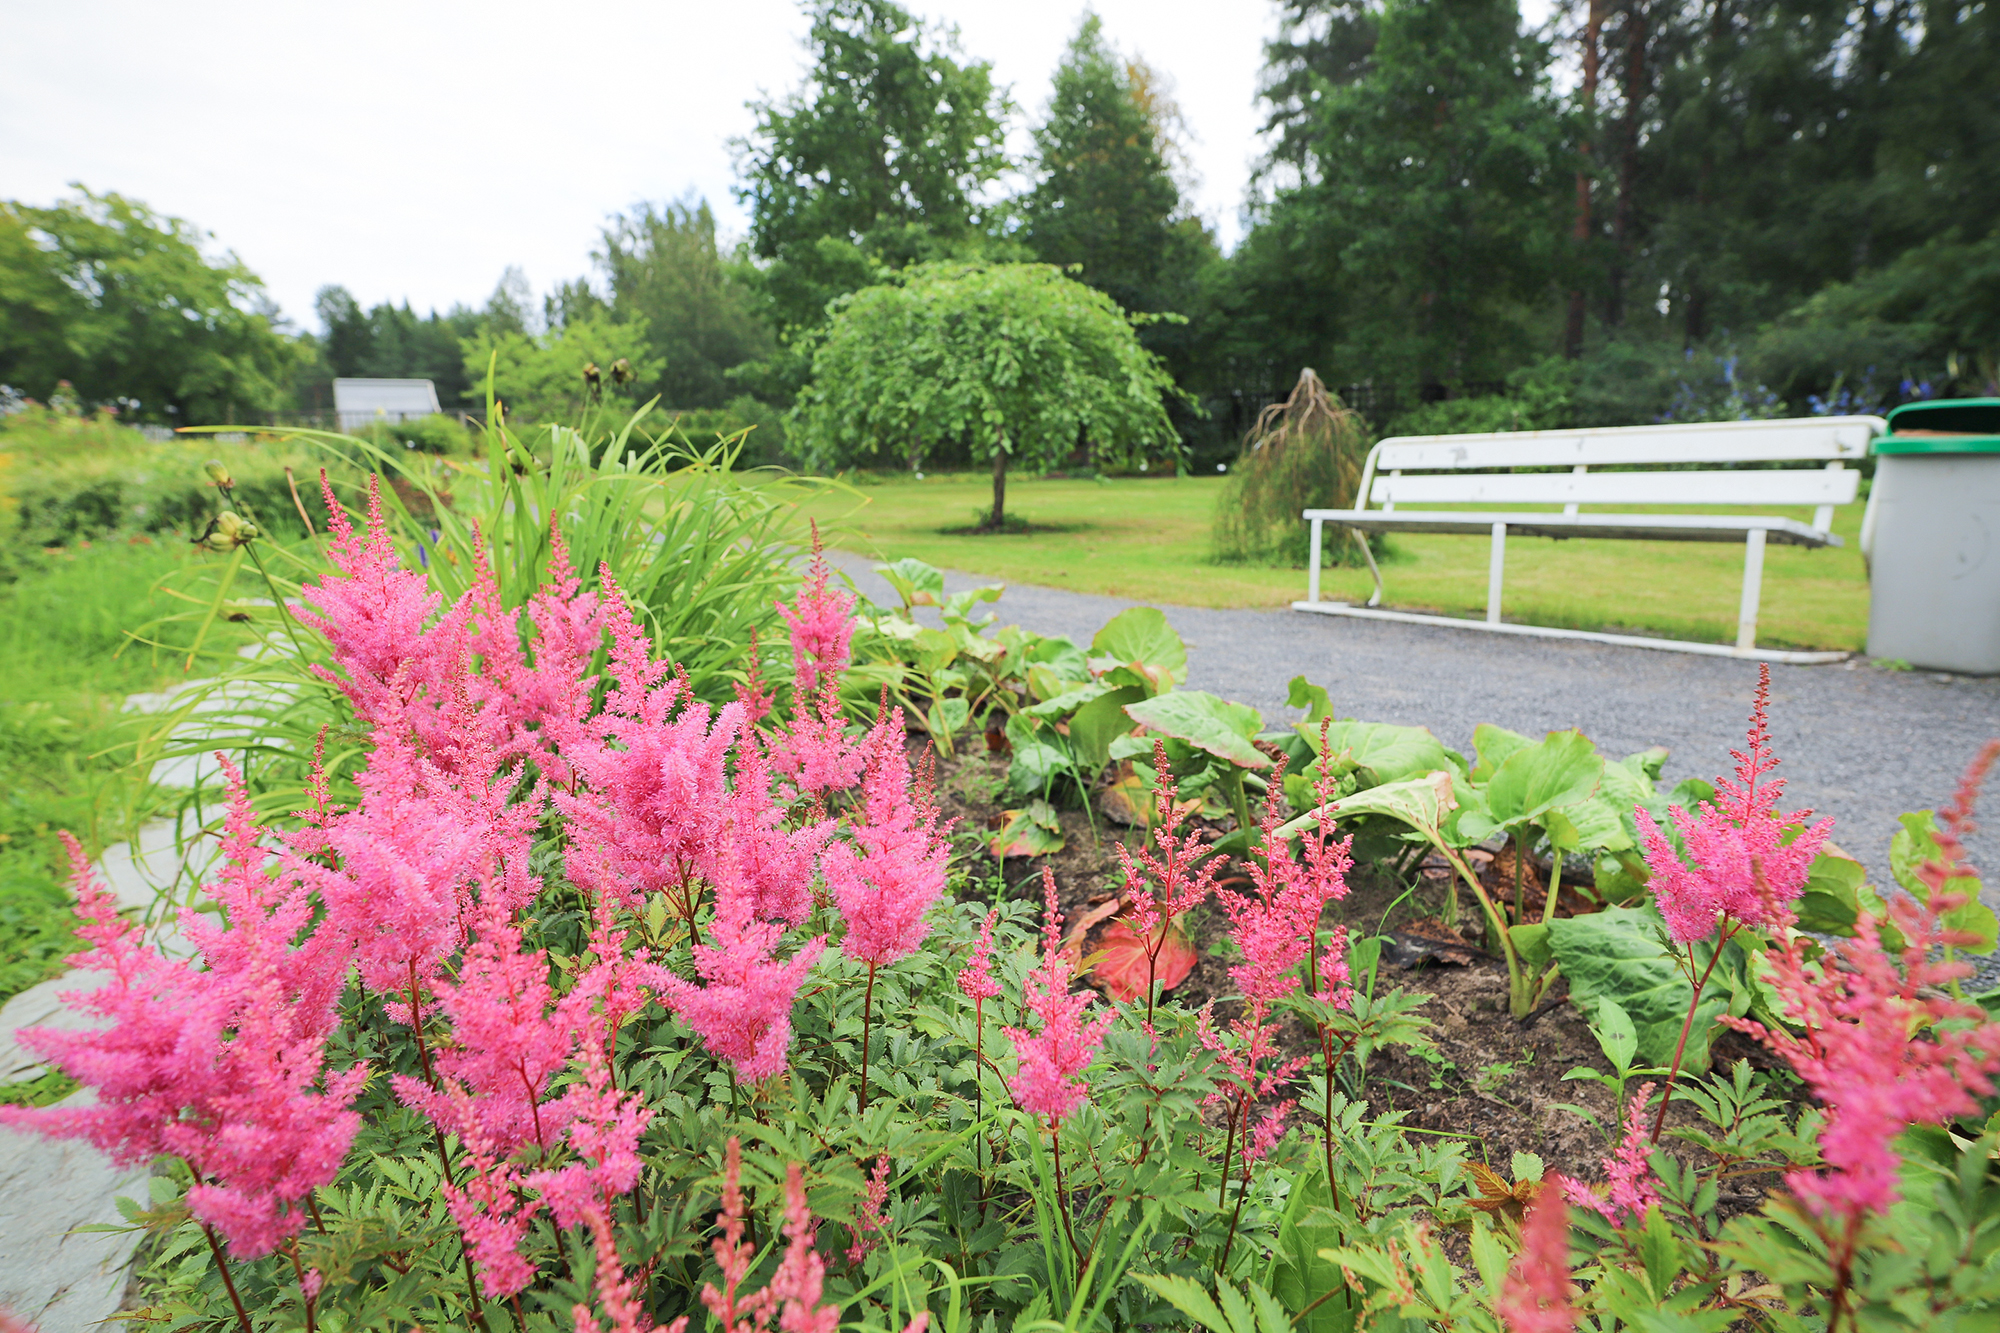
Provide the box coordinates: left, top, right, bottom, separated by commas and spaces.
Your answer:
1541, 848, 1566, 926
1651, 929, 1734, 1142
1436, 840, 1530, 1015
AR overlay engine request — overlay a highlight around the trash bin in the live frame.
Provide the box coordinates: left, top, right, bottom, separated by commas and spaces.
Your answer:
1865, 398, 2000, 672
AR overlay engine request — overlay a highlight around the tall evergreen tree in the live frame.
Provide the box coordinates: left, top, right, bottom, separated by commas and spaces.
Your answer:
734, 0, 1014, 351
1254, 0, 1567, 395
596, 199, 772, 409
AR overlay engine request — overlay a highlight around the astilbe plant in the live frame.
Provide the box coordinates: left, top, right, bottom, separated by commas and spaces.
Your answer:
1, 475, 958, 1329
1634, 664, 1832, 1134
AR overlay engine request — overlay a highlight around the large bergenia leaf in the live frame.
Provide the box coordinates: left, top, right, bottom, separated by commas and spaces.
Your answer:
990, 799, 1065, 859
1469, 723, 1534, 782
876, 557, 945, 611
1068, 685, 1146, 771
1286, 674, 1335, 726
1091, 914, 1198, 1001
1125, 691, 1268, 770
1546, 905, 1747, 1072
1277, 771, 1457, 842
1299, 719, 1458, 789
1087, 607, 1187, 694
1458, 729, 1602, 842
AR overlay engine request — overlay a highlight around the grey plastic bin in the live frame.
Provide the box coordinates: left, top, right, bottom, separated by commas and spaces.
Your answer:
1865, 398, 2000, 673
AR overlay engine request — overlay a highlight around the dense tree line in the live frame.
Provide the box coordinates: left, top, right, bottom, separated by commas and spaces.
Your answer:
2, 0, 1991, 438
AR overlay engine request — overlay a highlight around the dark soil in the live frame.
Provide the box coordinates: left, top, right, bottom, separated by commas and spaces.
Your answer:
927, 737, 1797, 1200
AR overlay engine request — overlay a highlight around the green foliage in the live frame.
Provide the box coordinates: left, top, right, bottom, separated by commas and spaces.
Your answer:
1255, 0, 1564, 395
1017, 14, 1216, 353
351, 412, 472, 456
1212, 369, 1372, 567
596, 197, 774, 409
460, 312, 661, 425
313, 285, 487, 410
735, 0, 1014, 345
0, 190, 304, 424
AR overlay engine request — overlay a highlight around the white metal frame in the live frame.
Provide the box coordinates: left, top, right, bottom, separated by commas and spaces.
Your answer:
1294, 416, 1886, 665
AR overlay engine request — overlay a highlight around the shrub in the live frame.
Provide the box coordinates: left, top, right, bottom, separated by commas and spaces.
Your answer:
1212, 368, 1374, 566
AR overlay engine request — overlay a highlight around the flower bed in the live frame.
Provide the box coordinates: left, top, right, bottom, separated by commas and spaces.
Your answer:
4, 445, 2000, 1330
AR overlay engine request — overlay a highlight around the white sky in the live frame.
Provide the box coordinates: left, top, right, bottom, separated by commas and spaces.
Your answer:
2, 0, 1553, 332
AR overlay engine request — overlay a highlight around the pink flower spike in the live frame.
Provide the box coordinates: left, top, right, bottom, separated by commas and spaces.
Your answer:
825, 708, 949, 969
957, 908, 1002, 1005
777, 522, 856, 703
1637, 666, 1831, 944
658, 909, 824, 1082
1003, 869, 1113, 1124
1500, 1186, 1575, 1333
846, 1153, 892, 1263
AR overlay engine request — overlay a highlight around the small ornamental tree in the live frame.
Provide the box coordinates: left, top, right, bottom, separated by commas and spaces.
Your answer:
789, 262, 1183, 529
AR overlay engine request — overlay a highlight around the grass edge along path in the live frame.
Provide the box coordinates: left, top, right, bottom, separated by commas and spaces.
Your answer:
793, 471, 1871, 652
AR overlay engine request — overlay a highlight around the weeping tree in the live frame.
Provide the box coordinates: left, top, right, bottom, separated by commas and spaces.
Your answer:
1211, 368, 1372, 565
789, 262, 1183, 529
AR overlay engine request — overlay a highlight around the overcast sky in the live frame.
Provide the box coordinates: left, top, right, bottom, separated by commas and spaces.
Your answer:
4, 0, 1552, 333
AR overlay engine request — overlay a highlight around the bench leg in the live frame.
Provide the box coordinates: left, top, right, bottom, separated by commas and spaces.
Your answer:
1355, 528, 1384, 607
1487, 522, 1507, 625
1308, 518, 1323, 605
1737, 528, 1767, 652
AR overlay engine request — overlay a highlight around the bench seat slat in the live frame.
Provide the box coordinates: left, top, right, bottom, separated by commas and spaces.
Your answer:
1370, 468, 1861, 508
1374, 416, 1882, 471
1303, 509, 1841, 547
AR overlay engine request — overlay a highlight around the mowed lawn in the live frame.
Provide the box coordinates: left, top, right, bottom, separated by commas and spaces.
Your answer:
794, 471, 1872, 652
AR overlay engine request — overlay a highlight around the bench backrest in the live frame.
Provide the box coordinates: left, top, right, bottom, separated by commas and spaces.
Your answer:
1359, 416, 1884, 528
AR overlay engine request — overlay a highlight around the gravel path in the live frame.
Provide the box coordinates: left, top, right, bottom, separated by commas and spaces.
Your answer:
827, 550, 2000, 889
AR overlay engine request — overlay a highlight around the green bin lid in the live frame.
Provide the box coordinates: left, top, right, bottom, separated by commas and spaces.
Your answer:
1875, 398, 2000, 454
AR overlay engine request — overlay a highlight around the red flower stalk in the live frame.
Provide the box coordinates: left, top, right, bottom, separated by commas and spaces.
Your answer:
1114, 739, 1221, 1021
1635, 665, 1831, 946
1500, 1186, 1576, 1333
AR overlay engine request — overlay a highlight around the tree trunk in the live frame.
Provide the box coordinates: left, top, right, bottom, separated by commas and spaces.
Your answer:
989, 446, 1008, 530
1604, 0, 1649, 330
1564, 0, 1605, 359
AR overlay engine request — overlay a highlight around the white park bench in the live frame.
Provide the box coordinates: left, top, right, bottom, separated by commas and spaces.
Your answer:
1294, 416, 1887, 665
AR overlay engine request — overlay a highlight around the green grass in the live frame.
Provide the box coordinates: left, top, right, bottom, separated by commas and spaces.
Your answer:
0, 540, 242, 1006
796, 471, 1870, 652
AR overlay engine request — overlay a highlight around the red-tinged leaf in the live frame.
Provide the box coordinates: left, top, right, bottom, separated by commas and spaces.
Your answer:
1090, 914, 1197, 1002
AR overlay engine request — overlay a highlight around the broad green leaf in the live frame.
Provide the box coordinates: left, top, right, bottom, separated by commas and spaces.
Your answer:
1299, 718, 1457, 788
924, 696, 970, 742
1510, 1151, 1545, 1183
875, 557, 944, 610
1795, 847, 1865, 937
1286, 674, 1335, 726
1026, 682, 1111, 719
1890, 811, 1997, 952
1590, 996, 1640, 1074
1278, 771, 1457, 842
1543, 797, 1633, 854
1022, 633, 1089, 680
989, 801, 1065, 859
1131, 1274, 1233, 1333
1511, 922, 1553, 972
940, 583, 1004, 622
910, 626, 958, 675
1470, 722, 1533, 783
1483, 729, 1603, 829
1125, 690, 1269, 770
1068, 685, 1146, 771
1622, 746, 1671, 781
1088, 606, 1187, 693
1547, 906, 1737, 1072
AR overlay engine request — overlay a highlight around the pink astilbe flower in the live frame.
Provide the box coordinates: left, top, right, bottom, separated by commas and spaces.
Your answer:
1500, 1187, 1576, 1333
658, 907, 826, 1081
1113, 741, 1221, 1014
700, 1141, 848, 1333
824, 708, 949, 968
957, 908, 1002, 1005
1725, 749, 2000, 1224
780, 683, 866, 801
707, 735, 832, 929
395, 897, 581, 1157
1567, 1083, 1662, 1225
1219, 796, 1352, 1006
735, 626, 777, 727
1, 771, 365, 1259
1003, 870, 1114, 1124
525, 1038, 654, 1229
846, 1153, 892, 1262
1635, 666, 1832, 944
574, 1204, 689, 1333
777, 524, 855, 702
